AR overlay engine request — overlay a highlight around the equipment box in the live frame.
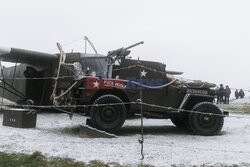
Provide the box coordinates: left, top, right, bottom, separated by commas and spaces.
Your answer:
2, 108, 37, 128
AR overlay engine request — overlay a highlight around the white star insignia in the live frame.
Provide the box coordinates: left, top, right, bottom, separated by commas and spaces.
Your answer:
93, 81, 100, 88
141, 70, 147, 77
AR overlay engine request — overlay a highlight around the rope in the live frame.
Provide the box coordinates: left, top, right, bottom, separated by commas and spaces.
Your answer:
1, 99, 250, 119
137, 64, 166, 74
54, 81, 79, 100
1, 102, 136, 109
128, 78, 177, 89
47, 37, 84, 53
0, 64, 137, 80
0, 76, 75, 80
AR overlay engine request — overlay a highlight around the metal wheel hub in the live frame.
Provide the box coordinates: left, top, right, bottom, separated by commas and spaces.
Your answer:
100, 106, 117, 122
198, 113, 215, 128
203, 115, 211, 121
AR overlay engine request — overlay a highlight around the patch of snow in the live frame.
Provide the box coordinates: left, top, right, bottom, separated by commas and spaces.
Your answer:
0, 113, 250, 166
230, 95, 250, 105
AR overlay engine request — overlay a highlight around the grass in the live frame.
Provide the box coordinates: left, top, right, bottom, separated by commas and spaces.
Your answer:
217, 104, 250, 114
0, 151, 153, 167
0, 151, 85, 167
0, 151, 248, 167
171, 164, 250, 167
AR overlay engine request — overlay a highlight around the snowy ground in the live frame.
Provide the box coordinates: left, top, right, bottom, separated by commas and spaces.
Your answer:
0, 112, 250, 166
230, 96, 250, 105
230, 91, 250, 104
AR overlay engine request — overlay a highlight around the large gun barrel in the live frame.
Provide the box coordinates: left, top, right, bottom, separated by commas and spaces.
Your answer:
0, 47, 58, 64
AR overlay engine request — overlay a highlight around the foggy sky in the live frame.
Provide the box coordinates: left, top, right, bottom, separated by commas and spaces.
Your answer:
0, 0, 250, 90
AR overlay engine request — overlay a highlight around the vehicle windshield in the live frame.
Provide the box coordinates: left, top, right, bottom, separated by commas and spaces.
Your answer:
80, 53, 108, 78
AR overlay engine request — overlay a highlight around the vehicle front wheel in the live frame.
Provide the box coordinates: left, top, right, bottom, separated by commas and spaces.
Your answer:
189, 102, 224, 136
90, 95, 126, 133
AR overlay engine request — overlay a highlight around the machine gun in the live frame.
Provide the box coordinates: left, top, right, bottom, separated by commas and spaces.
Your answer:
107, 41, 144, 60
106, 41, 144, 78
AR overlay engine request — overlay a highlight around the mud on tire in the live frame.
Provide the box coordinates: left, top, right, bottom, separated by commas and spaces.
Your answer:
189, 102, 224, 136
90, 95, 126, 133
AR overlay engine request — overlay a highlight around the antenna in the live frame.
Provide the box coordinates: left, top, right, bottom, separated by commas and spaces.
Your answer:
84, 36, 98, 54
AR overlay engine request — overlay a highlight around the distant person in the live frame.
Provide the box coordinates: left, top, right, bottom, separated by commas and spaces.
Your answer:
235, 89, 239, 99
217, 84, 225, 104
225, 85, 231, 104
239, 89, 245, 99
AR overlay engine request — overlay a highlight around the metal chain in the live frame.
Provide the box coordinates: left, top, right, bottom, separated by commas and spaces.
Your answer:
138, 62, 144, 160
